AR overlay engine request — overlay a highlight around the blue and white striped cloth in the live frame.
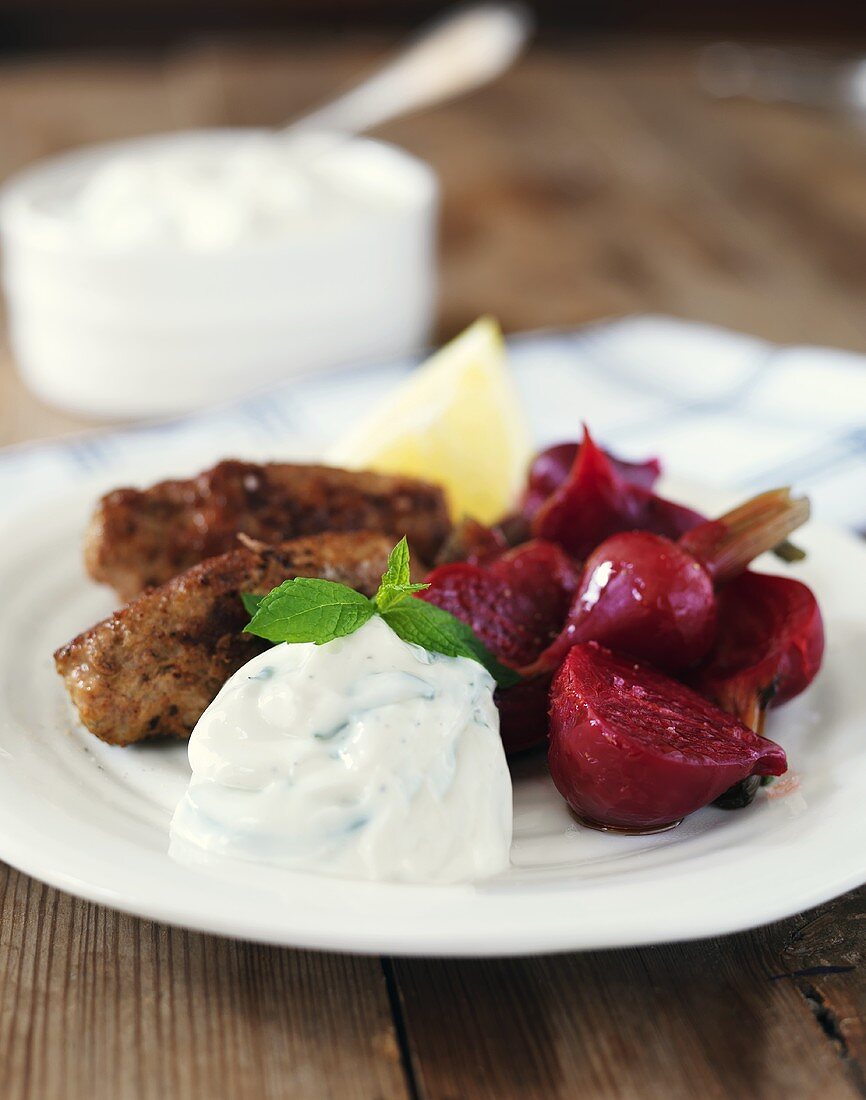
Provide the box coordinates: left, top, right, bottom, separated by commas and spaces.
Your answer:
2, 316, 865, 532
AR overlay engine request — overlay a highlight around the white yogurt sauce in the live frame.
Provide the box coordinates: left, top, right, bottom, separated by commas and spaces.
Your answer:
170, 616, 513, 883
52, 132, 404, 250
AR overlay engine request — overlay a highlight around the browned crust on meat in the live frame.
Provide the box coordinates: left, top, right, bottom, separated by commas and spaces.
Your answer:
56, 531, 393, 747
84, 460, 450, 601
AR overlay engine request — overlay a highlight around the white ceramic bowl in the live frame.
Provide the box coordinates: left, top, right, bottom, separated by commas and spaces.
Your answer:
0, 129, 438, 418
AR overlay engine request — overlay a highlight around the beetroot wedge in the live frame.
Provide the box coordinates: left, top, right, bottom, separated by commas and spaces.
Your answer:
548, 643, 787, 832
536, 530, 718, 675
694, 571, 824, 727
494, 674, 556, 755
521, 440, 662, 521
531, 427, 702, 557
422, 540, 581, 754
422, 540, 580, 671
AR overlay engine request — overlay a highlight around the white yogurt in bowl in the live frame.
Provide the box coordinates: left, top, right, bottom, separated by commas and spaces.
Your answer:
170, 616, 513, 884
0, 129, 437, 417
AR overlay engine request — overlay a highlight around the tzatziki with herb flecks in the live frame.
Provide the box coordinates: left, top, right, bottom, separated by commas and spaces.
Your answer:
170, 615, 513, 883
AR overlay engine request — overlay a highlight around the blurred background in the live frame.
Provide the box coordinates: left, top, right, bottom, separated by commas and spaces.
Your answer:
3, 2, 866, 49
2, 0, 866, 442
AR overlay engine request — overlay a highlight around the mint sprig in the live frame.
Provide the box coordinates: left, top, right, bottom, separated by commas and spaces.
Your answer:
242, 536, 520, 689
374, 536, 430, 611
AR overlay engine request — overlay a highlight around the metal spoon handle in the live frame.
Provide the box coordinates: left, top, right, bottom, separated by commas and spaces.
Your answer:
288, 3, 532, 137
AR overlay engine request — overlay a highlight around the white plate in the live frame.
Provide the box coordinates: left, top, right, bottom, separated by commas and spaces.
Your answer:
3, 491, 865, 957
1, 394, 865, 957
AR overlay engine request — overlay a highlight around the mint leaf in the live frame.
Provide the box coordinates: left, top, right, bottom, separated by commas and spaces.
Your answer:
381, 536, 411, 588
382, 599, 521, 689
373, 535, 429, 612
244, 578, 375, 645
241, 592, 264, 616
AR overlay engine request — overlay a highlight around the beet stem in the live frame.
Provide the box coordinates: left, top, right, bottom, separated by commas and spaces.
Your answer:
685, 489, 810, 584
773, 538, 807, 563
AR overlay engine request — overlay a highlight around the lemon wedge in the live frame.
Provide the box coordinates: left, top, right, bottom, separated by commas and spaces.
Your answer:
329, 318, 531, 524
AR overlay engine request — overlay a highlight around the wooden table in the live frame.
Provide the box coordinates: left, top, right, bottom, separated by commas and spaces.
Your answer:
2, 39, 865, 1099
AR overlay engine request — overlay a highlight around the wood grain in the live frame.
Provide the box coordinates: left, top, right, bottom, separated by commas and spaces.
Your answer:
2, 38, 866, 1100
391, 903, 866, 1099
0, 864, 407, 1100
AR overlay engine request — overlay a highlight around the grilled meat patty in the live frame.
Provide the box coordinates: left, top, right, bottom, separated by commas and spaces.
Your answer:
56, 531, 393, 747
85, 460, 450, 601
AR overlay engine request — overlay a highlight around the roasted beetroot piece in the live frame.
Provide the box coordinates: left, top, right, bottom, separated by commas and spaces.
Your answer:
685, 508, 815, 814
495, 674, 554, 755
694, 571, 825, 729
531, 427, 702, 557
532, 488, 811, 677
548, 643, 787, 832
422, 540, 580, 671
521, 440, 662, 521
422, 540, 581, 755
539, 531, 717, 674
494, 540, 583, 597
434, 517, 509, 567
497, 511, 532, 548
611, 455, 663, 490
705, 570, 821, 807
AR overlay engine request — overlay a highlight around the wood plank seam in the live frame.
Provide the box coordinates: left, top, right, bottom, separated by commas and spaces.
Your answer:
381, 957, 421, 1100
